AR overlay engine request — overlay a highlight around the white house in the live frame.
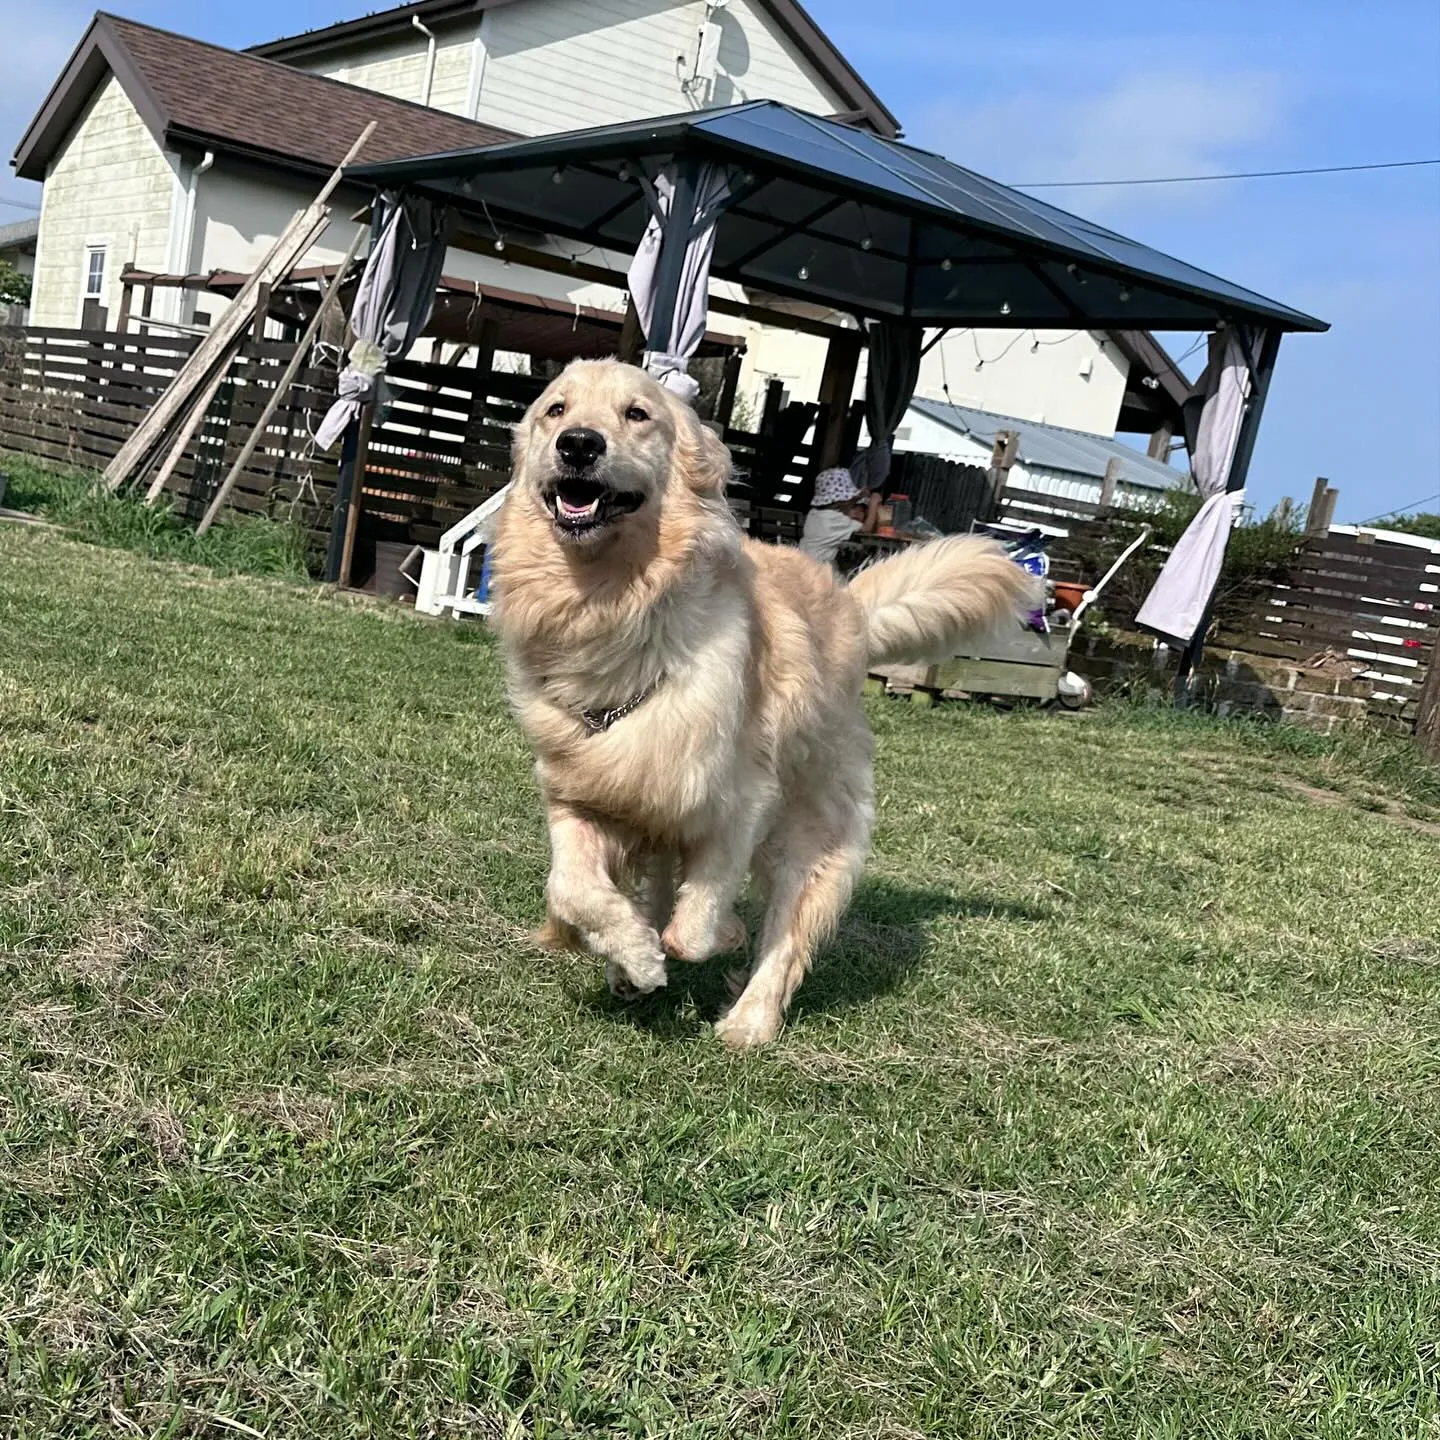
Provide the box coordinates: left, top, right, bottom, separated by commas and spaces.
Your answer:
0, 218, 39, 281
898, 396, 1182, 510
11, 2, 1186, 448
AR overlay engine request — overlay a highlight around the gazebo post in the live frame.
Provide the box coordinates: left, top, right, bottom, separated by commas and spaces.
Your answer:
641, 159, 701, 356
1174, 327, 1282, 698
815, 328, 863, 469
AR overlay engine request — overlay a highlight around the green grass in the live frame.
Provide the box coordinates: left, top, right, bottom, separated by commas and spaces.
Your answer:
1, 521, 1437, 1439
1, 450, 312, 580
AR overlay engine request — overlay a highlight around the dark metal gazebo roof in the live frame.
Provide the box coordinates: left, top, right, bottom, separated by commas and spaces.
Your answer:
349, 101, 1327, 335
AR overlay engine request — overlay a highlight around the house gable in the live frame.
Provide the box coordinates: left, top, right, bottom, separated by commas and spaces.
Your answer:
250, 0, 899, 136
28, 72, 180, 328
12, 14, 516, 186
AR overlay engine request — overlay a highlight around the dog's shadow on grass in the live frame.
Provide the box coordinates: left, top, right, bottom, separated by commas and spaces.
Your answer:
586, 878, 1050, 1040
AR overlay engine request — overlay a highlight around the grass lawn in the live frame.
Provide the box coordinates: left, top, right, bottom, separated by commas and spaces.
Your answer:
1, 517, 1437, 1439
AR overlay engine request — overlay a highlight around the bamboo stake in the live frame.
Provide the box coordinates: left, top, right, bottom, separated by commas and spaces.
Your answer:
195, 223, 368, 535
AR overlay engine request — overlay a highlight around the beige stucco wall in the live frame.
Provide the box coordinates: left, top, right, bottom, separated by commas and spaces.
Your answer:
29, 74, 179, 328
914, 328, 1130, 435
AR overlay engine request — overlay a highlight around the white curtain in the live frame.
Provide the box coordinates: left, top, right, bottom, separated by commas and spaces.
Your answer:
627, 163, 732, 404
1135, 328, 1255, 647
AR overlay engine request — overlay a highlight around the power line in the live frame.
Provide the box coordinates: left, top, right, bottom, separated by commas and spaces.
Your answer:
1014, 157, 1440, 189
1359, 492, 1440, 525
0, 196, 41, 212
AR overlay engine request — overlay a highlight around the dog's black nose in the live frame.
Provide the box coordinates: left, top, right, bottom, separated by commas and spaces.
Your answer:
556, 427, 606, 467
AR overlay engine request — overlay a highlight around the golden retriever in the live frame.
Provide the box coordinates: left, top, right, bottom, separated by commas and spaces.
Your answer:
490, 359, 1032, 1049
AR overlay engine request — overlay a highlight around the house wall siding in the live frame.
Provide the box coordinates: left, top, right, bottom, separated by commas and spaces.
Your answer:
297, 24, 481, 115
475, 0, 843, 134
29, 74, 178, 327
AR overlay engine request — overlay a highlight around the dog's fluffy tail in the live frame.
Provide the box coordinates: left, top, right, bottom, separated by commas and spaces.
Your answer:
848, 535, 1038, 668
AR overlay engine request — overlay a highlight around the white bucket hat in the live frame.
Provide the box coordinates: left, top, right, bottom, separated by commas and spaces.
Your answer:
812, 467, 862, 507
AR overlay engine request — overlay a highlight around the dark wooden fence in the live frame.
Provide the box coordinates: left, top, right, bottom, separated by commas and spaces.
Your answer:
888, 451, 993, 533
0, 325, 340, 545
5, 328, 1431, 730
1216, 531, 1438, 727
359, 355, 543, 548
0, 328, 844, 561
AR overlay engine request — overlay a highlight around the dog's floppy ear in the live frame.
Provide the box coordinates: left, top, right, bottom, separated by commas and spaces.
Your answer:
511, 387, 551, 480
672, 402, 731, 500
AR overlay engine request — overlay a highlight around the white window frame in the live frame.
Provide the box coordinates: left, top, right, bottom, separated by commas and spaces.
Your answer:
77, 239, 110, 324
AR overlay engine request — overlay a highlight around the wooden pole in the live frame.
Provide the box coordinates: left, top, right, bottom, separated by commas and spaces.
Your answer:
194, 223, 368, 534
1306, 476, 1332, 535
103, 122, 375, 492
1416, 647, 1440, 762
814, 330, 863, 469
985, 429, 1019, 516
102, 207, 330, 490
337, 404, 375, 588
715, 347, 743, 430
143, 356, 234, 505
1099, 455, 1122, 511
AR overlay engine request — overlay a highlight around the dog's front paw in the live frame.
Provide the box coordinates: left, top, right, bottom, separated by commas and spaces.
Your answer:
714, 995, 782, 1051
662, 909, 747, 964
605, 948, 667, 1000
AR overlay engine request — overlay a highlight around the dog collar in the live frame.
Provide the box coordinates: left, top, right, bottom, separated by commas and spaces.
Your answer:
578, 685, 655, 734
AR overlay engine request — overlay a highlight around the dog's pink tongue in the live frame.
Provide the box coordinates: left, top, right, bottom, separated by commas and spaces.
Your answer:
559, 495, 599, 518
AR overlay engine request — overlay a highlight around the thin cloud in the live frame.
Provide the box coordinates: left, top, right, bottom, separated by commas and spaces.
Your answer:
916, 71, 1292, 217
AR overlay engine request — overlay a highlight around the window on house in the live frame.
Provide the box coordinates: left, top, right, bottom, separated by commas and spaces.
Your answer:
84, 247, 106, 299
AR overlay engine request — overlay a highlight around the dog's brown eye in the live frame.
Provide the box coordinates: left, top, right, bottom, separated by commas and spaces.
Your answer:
546, 401, 565, 419
625, 405, 649, 423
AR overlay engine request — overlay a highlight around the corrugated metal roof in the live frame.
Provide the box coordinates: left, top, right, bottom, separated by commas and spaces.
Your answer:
0, 217, 39, 249
908, 395, 1184, 492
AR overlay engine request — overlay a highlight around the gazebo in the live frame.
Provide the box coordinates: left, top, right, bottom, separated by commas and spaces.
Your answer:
337, 100, 1327, 679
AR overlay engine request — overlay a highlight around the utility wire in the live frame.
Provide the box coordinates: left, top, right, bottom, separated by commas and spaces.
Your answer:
1014, 157, 1440, 189
0, 196, 41, 212
1359, 492, 1440, 525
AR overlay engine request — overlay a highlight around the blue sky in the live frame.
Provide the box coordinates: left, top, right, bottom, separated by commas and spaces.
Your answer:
2, 0, 1437, 521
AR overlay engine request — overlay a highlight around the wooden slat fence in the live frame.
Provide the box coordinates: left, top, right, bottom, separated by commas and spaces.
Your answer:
888, 451, 994, 534
359, 354, 544, 547
0, 325, 340, 546
1216, 532, 1438, 726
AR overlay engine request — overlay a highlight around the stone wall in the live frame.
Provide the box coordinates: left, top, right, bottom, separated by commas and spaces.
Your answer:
1069, 632, 1393, 735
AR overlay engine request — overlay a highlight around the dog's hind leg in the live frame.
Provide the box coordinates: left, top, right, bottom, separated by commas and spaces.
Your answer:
543, 803, 667, 997
715, 791, 871, 1051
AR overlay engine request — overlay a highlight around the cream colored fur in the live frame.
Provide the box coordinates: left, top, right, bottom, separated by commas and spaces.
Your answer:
850, 535, 1036, 666
490, 359, 1032, 1049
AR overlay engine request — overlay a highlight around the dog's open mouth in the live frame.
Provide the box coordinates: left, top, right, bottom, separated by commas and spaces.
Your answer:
545, 476, 644, 537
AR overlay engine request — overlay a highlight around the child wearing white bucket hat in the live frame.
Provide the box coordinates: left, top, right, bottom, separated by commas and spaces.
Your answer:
799, 466, 880, 565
